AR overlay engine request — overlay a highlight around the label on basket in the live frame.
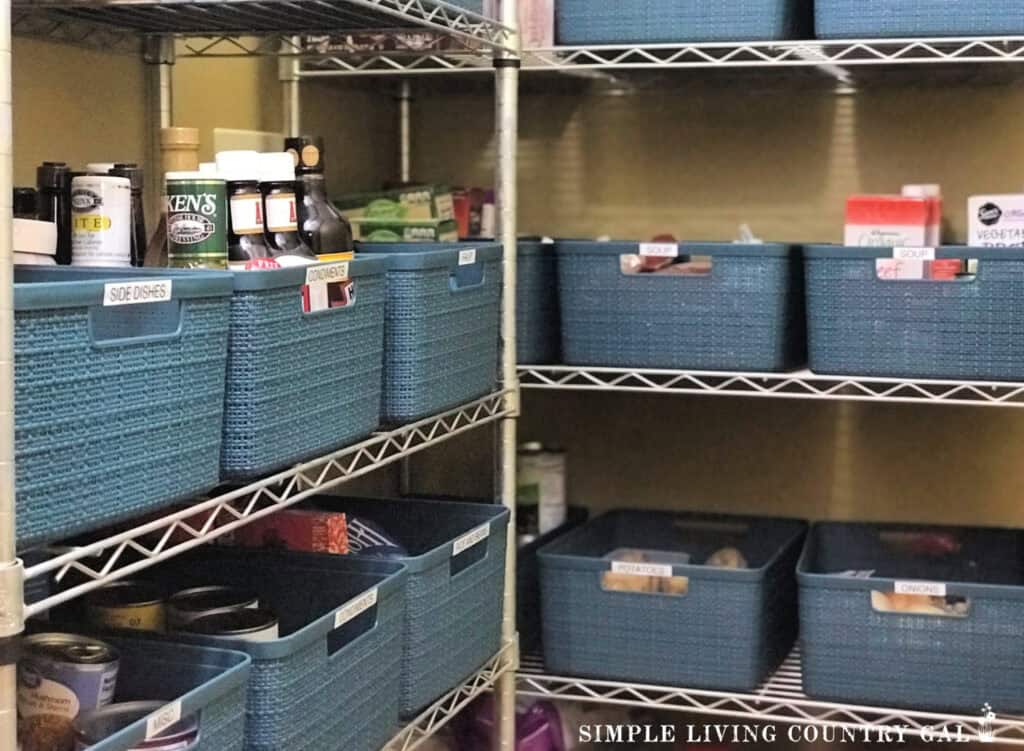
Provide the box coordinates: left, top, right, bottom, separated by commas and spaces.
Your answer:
458, 248, 477, 266
145, 701, 182, 739
452, 524, 490, 556
611, 561, 674, 578
892, 246, 935, 260
638, 243, 679, 258
103, 279, 173, 306
306, 261, 350, 285
894, 580, 947, 597
334, 587, 378, 629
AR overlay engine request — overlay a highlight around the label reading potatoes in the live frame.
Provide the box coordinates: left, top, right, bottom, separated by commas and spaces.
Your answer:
458, 248, 477, 266
639, 243, 679, 258
146, 701, 182, 739
452, 524, 490, 556
894, 580, 947, 597
610, 561, 674, 578
103, 280, 173, 306
334, 588, 378, 629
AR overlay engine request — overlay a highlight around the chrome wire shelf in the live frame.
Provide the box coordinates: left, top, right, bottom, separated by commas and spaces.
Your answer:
22, 391, 508, 617
388, 639, 518, 751
518, 366, 1024, 408
13, 0, 513, 54
517, 650, 1024, 745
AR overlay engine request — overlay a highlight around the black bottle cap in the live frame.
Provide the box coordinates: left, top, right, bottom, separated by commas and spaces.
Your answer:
37, 161, 70, 190
110, 163, 144, 192
13, 187, 38, 217
284, 136, 324, 174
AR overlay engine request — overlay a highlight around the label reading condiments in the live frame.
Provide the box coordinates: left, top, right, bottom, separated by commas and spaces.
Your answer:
167, 179, 228, 269
894, 580, 947, 597
230, 192, 264, 235
306, 262, 350, 285
452, 524, 490, 556
265, 193, 298, 233
146, 701, 182, 739
610, 561, 674, 578
103, 280, 173, 307
334, 588, 378, 628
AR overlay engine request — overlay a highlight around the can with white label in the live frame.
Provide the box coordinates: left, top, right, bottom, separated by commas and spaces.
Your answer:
18, 633, 120, 751
71, 175, 132, 268
517, 443, 567, 538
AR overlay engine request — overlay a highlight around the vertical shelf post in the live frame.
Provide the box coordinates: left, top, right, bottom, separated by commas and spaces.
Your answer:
493, 0, 520, 749
398, 79, 413, 183
281, 36, 301, 137
0, 1, 21, 748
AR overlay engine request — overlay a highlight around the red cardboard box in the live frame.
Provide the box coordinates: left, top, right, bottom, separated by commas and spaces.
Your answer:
231, 509, 349, 554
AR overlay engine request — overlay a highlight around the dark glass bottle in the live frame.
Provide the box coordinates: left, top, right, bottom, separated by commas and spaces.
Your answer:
36, 161, 72, 265
285, 136, 354, 256
258, 152, 317, 265
109, 163, 146, 267
216, 150, 272, 268
13, 187, 38, 219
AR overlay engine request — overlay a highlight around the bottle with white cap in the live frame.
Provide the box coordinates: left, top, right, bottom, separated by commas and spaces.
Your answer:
216, 150, 272, 269
258, 152, 317, 266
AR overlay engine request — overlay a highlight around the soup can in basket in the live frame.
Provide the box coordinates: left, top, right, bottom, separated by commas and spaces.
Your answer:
84, 581, 166, 633
180, 607, 279, 642
166, 585, 259, 629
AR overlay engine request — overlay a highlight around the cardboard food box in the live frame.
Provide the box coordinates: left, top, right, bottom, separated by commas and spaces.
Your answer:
335, 184, 454, 223
230, 509, 349, 554
352, 217, 460, 242
845, 195, 929, 248
968, 194, 1024, 247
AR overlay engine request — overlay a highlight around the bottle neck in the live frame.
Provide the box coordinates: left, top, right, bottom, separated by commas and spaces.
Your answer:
297, 171, 329, 199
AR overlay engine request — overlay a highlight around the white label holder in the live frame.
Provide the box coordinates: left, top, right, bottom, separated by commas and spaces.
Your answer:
103, 280, 173, 307
334, 587, 379, 629
894, 580, 947, 597
638, 243, 679, 258
458, 248, 478, 266
452, 524, 490, 556
146, 701, 183, 739
610, 561, 674, 578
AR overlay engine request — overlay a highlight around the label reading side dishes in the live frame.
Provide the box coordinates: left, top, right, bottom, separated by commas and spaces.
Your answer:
452, 524, 490, 556
334, 587, 378, 629
306, 261, 350, 285
146, 701, 182, 739
893, 246, 935, 260
458, 248, 477, 266
103, 280, 173, 306
639, 243, 679, 258
894, 580, 947, 597
611, 561, 674, 578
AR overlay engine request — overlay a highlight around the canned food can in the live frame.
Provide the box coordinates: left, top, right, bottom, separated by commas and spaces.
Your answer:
517, 442, 567, 536
18, 633, 120, 751
180, 607, 279, 642
71, 175, 132, 268
166, 172, 228, 269
166, 585, 259, 629
84, 581, 166, 633
74, 701, 199, 751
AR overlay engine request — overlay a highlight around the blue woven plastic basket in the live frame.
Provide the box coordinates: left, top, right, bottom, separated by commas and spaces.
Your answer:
77, 637, 251, 751
539, 510, 806, 690
517, 240, 560, 365
816, 0, 1024, 38
220, 259, 386, 479
805, 245, 1024, 380
313, 496, 509, 717
355, 243, 502, 422
13, 267, 232, 547
558, 241, 805, 371
557, 0, 812, 44
799, 522, 1024, 713
144, 549, 406, 751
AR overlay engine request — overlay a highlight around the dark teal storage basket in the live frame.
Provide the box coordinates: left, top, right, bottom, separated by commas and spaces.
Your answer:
355, 243, 502, 422
84, 637, 250, 751
558, 242, 805, 371
556, 0, 812, 44
13, 267, 232, 547
799, 522, 1024, 713
220, 260, 386, 479
816, 0, 1024, 38
312, 496, 509, 717
539, 510, 806, 690
517, 240, 560, 365
142, 549, 406, 751
805, 245, 1024, 381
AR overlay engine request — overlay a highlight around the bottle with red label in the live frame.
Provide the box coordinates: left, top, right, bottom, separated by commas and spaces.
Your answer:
217, 150, 274, 270
257, 152, 317, 267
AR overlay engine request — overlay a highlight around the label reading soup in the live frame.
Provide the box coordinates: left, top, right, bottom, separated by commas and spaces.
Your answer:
894, 580, 947, 597
103, 280, 173, 307
639, 243, 679, 258
334, 588, 379, 628
452, 524, 490, 556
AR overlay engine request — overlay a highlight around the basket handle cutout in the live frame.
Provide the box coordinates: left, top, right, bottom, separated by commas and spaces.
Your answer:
870, 590, 970, 619
619, 252, 713, 278
449, 256, 486, 292
875, 256, 978, 282
327, 587, 379, 657
88, 299, 184, 348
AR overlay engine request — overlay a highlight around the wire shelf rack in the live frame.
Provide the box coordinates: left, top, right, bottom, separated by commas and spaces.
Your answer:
388, 639, 518, 751
21, 391, 509, 618
517, 366, 1024, 408
517, 649, 1024, 746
